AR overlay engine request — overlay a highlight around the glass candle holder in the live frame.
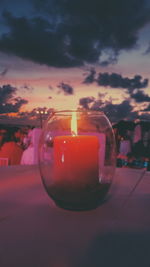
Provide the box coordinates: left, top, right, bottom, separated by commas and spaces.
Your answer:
38, 110, 116, 211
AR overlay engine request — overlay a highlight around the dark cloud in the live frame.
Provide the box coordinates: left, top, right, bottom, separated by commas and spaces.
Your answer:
20, 84, 34, 91
141, 104, 150, 111
0, 0, 150, 67
57, 82, 74, 95
139, 112, 150, 121
83, 68, 96, 84
95, 100, 138, 122
79, 96, 95, 109
90, 99, 104, 111
98, 50, 118, 67
0, 98, 28, 114
0, 68, 8, 77
98, 92, 108, 98
131, 90, 150, 103
144, 42, 150, 54
0, 84, 16, 103
79, 96, 138, 122
0, 11, 81, 68
83, 69, 149, 90
0, 84, 28, 114
82, 70, 150, 104
48, 85, 53, 90
97, 73, 148, 89
103, 100, 135, 120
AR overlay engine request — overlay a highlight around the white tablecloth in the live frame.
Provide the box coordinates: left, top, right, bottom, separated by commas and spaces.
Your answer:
0, 166, 150, 267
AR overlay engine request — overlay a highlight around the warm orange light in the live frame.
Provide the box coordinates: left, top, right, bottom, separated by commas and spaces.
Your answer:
71, 112, 77, 136
7, 113, 18, 117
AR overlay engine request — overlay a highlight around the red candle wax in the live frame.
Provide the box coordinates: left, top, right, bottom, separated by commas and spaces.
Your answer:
53, 135, 99, 190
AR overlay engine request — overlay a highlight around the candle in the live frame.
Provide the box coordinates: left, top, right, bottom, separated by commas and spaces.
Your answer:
53, 112, 99, 190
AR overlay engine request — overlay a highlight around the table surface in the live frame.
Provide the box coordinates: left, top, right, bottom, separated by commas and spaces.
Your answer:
0, 165, 150, 267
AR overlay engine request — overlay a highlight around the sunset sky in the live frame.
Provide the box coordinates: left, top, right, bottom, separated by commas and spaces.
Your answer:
0, 0, 150, 123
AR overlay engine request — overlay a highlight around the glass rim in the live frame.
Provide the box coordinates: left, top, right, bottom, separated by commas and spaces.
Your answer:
52, 109, 105, 115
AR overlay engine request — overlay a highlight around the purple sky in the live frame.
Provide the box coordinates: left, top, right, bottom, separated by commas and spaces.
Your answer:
0, 0, 150, 124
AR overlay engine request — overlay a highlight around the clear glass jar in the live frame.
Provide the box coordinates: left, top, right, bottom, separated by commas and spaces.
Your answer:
39, 110, 116, 211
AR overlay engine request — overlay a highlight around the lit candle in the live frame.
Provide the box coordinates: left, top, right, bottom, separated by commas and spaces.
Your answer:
53, 112, 99, 190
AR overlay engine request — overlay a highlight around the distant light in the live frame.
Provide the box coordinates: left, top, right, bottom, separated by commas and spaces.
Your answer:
61, 154, 65, 162
134, 119, 140, 123
36, 109, 48, 115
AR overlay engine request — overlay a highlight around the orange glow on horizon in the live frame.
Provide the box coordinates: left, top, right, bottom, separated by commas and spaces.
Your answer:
8, 113, 18, 117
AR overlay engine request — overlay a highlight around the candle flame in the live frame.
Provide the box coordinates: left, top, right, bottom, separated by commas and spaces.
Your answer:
71, 112, 77, 136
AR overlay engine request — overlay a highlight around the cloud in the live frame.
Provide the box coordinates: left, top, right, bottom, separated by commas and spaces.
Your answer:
83, 68, 96, 84
0, 84, 28, 114
103, 100, 136, 120
57, 82, 74, 95
0, 11, 81, 68
0, 0, 150, 67
144, 41, 150, 54
0, 68, 8, 77
48, 85, 53, 90
141, 104, 150, 111
79, 95, 138, 122
139, 112, 150, 121
83, 70, 150, 103
131, 90, 150, 103
96, 100, 139, 122
20, 84, 34, 91
97, 73, 148, 90
79, 96, 95, 109
0, 84, 16, 103
83, 68, 150, 104
84, 69, 149, 90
